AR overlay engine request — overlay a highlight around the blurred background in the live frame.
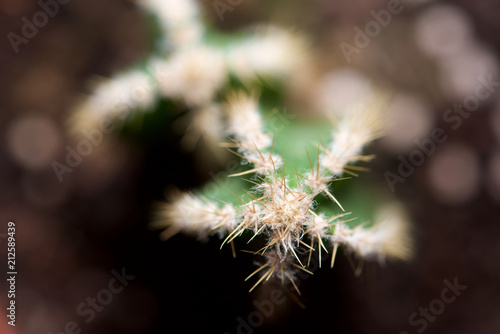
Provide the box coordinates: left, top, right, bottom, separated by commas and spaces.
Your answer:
1, 0, 500, 333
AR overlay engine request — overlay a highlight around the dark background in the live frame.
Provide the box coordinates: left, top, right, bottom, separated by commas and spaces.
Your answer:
1, 0, 500, 333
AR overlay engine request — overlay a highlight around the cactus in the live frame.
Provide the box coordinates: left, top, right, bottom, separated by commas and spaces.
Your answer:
151, 92, 412, 294
67, 0, 412, 297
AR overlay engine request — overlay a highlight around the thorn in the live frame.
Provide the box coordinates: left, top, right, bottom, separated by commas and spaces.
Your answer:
270, 132, 276, 155
290, 246, 304, 268
249, 267, 273, 292
330, 242, 339, 268
342, 169, 359, 177
307, 238, 314, 267
344, 165, 370, 172
305, 147, 313, 172
247, 224, 266, 244
283, 285, 306, 309
289, 262, 313, 275
299, 239, 315, 250
229, 168, 258, 177
245, 263, 269, 281
284, 270, 301, 296
230, 241, 236, 258
324, 189, 345, 211
225, 187, 246, 205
